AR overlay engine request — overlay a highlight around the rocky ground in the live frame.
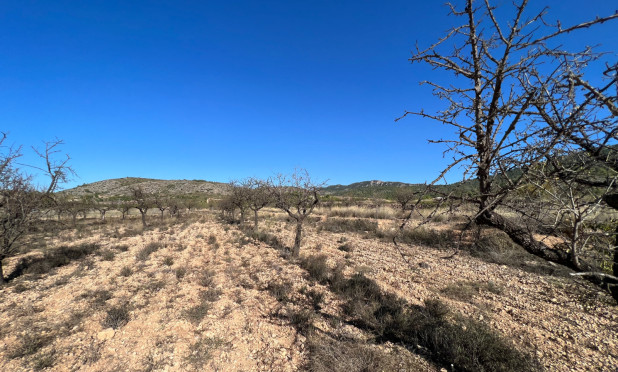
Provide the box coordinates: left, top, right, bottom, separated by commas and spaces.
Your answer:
0, 210, 616, 371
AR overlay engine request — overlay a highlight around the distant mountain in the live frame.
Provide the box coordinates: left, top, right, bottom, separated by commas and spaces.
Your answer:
62, 177, 480, 201
62, 177, 228, 198
322, 180, 426, 198
322, 179, 481, 199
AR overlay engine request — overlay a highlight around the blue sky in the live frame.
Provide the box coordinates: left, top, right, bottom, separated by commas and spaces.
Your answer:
1, 1, 617, 189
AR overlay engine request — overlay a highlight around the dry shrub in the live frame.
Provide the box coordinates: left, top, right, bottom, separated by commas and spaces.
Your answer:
136, 242, 164, 261
301, 258, 540, 372
15, 243, 100, 278
102, 305, 130, 329
307, 335, 425, 372
396, 227, 453, 249
267, 281, 292, 303
319, 218, 379, 234
300, 254, 331, 284
325, 206, 397, 220
8, 331, 54, 359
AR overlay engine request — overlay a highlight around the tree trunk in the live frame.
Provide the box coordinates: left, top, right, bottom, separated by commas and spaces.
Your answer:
611, 225, 618, 302
0, 259, 5, 284
140, 211, 147, 227
253, 209, 259, 232
476, 210, 574, 269
292, 220, 303, 257
602, 194, 618, 302
100, 210, 106, 221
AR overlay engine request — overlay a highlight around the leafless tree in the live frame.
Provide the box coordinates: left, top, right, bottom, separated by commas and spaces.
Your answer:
229, 180, 251, 223
394, 187, 418, 210
242, 177, 273, 232
131, 186, 152, 227
399, 0, 618, 297
268, 169, 324, 257
0, 134, 72, 283
94, 197, 111, 222
117, 199, 132, 220
218, 196, 237, 222
153, 193, 169, 219
168, 198, 182, 218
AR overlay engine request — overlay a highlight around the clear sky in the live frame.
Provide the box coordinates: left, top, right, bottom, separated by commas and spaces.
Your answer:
1, 0, 617, 189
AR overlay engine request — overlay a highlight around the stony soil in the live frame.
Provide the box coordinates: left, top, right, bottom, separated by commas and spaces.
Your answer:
0, 210, 616, 371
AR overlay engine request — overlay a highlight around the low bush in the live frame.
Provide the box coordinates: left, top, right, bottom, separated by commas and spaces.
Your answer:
8, 332, 54, 359
299, 255, 331, 284
298, 258, 540, 372
99, 250, 116, 261
136, 242, 164, 261
319, 218, 379, 234
306, 335, 425, 372
102, 305, 130, 329
336, 274, 538, 372
184, 302, 211, 325
267, 281, 292, 303
325, 206, 397, 220
337, 243, 353, 252
396, 227, 453, 249
12, 243, 100, 279
251, 230, 286, 251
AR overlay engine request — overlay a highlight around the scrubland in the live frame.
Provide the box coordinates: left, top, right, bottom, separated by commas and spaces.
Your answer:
0, 205, 616, 371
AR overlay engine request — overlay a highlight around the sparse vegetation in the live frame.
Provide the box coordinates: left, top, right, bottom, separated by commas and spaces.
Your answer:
102, 304, 131, 329
319, 218, 378, 234
136, 242, 164, 261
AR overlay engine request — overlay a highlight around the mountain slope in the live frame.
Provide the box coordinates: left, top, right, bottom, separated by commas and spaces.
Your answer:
62, 177, 228, 198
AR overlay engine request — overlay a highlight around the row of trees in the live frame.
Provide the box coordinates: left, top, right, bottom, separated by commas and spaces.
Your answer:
402, 0, 618, 300
53, 189, 202, 227
220, 170, 323, 258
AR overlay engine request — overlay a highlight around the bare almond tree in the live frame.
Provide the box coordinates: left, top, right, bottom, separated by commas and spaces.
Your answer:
229, 180, 251, 223
268, 169, 324, 257
0, 134, 72, 283
94, 197, 111, 222
131, 186, 152, 227
153, 193, 169, 219
394, 187, 417, 211
244, 177, 273, 232
399, 0, 618, 296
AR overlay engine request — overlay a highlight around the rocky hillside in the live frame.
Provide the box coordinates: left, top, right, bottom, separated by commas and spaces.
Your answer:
63, 177, 229, 198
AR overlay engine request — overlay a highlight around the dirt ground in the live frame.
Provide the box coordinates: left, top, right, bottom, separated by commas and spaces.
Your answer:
0, 210, 616, 371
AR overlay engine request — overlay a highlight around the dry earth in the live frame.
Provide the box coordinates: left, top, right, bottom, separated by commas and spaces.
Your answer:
0, 210, 616, 371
